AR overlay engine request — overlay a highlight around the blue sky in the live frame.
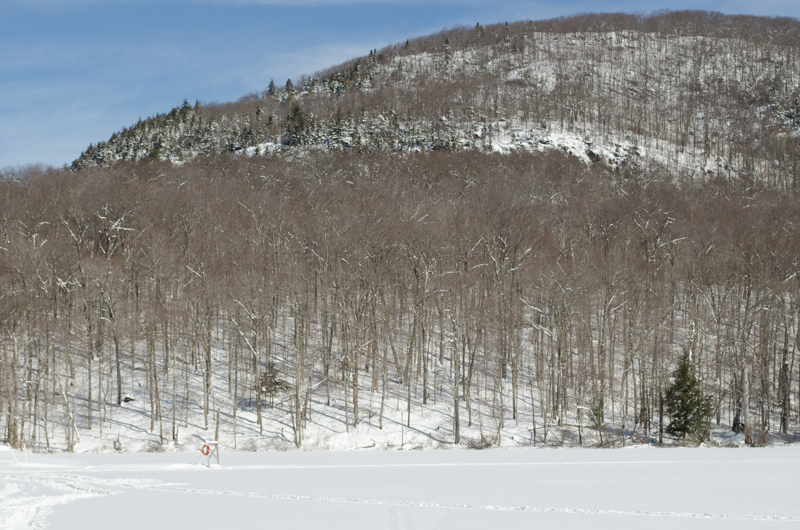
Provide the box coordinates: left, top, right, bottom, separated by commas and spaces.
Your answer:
2, 0, 799, 169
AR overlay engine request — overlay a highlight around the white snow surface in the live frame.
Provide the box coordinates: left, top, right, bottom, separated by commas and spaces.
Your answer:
1, 447, 799, 529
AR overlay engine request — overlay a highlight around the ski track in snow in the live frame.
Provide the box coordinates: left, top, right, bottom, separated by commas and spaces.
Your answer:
0, 474, 115, 530
2, 465, 798, 526
187, 457, 800, 470
37, 457, 800, 473
83, 478, 800, 523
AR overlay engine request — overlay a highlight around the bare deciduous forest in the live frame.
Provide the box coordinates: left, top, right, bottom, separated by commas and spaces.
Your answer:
2, 11, 800, 451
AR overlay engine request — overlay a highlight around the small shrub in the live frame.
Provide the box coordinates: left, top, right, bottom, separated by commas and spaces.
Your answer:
464, 434, 493, 449
239, 438, 259, 452
266, 437, 293, 452
143, 440, 167, 453
257, 363, 290, 398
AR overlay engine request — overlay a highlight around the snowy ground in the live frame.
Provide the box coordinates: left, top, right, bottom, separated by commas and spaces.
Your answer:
2, 447, 799, 530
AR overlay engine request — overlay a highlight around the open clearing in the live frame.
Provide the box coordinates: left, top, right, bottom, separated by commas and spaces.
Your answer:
1, 447, 799, 529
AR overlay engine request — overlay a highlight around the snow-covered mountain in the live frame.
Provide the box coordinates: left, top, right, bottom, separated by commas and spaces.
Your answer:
72, 12, 800, 183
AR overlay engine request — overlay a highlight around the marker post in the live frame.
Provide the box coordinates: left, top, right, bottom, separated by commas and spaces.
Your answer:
200, 440, 220, 468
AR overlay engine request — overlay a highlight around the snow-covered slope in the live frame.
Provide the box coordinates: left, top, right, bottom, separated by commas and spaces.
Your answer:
71, 13, 800, 183
18, 309, 771, 456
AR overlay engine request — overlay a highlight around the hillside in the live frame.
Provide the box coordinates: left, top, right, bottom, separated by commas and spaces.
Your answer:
72, 12, 800, 187
2, 11, 800, 454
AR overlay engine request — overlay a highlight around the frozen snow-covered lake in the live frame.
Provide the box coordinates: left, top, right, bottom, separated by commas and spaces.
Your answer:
2, 447, 799, 530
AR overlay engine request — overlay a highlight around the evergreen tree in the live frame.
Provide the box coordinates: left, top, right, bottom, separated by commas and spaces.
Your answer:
258, 363, 289, 406
284, 102, 306, 146
664, 351, 715, 445
266, 79, 276, 96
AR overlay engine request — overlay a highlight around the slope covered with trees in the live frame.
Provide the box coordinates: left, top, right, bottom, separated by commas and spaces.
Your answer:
73, 11, 800, 190
3, 11, 800, 451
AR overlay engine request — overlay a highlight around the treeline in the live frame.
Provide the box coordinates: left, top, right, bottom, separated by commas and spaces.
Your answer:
1, 150, 798, 449
72, 11, 800, 197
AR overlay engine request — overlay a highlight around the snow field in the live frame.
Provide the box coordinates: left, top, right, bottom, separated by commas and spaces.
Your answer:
2, 447, 799, 530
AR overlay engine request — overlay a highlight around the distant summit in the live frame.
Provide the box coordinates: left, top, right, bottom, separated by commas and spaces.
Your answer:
72, 11, 800, 183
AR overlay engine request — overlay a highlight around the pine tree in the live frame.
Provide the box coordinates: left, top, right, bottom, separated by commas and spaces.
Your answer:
284, 102, 306, 146
664, 351, 715, 445
258, 363, 289, 407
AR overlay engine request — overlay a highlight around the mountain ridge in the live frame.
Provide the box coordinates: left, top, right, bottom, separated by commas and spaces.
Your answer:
72, 10, 800, 186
